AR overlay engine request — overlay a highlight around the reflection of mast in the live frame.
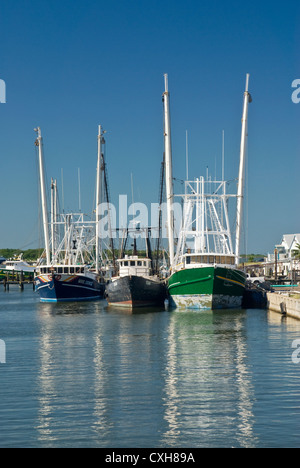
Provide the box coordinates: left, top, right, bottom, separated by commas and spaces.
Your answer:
162, 315, 181, 446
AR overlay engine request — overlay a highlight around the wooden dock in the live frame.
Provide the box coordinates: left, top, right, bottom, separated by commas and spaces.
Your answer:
0, 279, 35, 291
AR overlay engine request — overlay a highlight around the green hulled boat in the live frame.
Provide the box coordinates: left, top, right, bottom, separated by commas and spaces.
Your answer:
168, 256, 246, 309
162, 73, 251, 310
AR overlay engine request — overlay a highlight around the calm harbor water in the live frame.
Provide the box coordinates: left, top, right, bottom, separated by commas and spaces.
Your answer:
0, 286, 300, 448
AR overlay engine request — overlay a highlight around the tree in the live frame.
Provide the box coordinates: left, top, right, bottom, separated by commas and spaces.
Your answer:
292, 243, 300, 260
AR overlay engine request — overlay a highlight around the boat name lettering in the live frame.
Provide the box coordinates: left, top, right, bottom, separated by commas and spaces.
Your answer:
78, 279, 93, 287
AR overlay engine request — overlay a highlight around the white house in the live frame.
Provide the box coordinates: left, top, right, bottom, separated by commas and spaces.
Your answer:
265, 234, 300, 278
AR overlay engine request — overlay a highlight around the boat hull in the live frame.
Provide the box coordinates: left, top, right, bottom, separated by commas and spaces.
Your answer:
35, 273, 105, 302
168, 266, 246, 310
106, 275, 167, 308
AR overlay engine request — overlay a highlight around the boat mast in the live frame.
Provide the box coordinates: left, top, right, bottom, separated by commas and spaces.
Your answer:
51, 178, 55, 260
163, 74, 175, 269
96, 125, 103, 272
50, 179, 58, 261
35, 127, 51, 265
235, 74, 252, 265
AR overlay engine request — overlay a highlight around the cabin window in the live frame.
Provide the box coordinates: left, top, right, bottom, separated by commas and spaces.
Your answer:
186, 256, 191, 265
70, 267, 74, 274
124, 261, 128, 266
221, 257, 226, 264
143, 261, 147, 266
137, 261, 142, 266
130, 261, 135, 267
58, 267, 63, 273
209, 256, 215, 263
215, 256, 220, 264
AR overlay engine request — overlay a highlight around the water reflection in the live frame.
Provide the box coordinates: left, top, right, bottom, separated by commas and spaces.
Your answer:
33, 301, 297, 447
161, 310, 259, 447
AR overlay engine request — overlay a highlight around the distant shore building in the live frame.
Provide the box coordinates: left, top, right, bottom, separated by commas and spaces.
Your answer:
264, 234, 300, 279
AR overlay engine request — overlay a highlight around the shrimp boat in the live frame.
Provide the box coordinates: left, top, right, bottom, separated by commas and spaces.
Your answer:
163, 74, 252, 309
106, 229, 167, 308
34, 126, 106, 302
34, 212, 105, 302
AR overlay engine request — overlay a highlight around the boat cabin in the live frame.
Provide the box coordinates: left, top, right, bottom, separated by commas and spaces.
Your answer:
37, 265, 86, 275
117, 255, 152, 278
182, 253, 236, 269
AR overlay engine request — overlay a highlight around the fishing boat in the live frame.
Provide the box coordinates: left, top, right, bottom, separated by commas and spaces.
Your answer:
0, 255, 36, 280
35, 263, 104, 302
163, 74, 251, 309
106, 229, 167, 308
106, 255, 167, 308
34, 126, 106, 302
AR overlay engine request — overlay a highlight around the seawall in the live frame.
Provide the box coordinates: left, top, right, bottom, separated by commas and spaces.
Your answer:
267, 292, 300, 320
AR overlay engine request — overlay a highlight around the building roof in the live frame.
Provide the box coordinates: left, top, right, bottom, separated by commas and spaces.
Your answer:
281, 234, 300, 251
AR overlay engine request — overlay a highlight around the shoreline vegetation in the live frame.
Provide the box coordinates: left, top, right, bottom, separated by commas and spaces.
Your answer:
0, 249, 44, 263
0, 249, 266, 264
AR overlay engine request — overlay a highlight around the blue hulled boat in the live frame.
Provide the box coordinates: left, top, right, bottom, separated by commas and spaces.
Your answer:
34, 126, 107, 303
35, 265, 105, 302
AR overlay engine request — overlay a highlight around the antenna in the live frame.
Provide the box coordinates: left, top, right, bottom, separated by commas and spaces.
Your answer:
131, 172, 135, 207
61, 168, 65, 213
222, 130, 225, 181
186, 130, 189, 180
78, 168, 81, 212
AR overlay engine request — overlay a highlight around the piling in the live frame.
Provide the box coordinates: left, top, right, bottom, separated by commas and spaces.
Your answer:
1, 279, 33, 292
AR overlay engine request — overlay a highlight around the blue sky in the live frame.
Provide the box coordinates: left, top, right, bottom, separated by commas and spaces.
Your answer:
0, 0, 299, 254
